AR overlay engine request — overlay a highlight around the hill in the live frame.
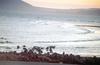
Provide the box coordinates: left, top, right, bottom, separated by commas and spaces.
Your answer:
0, 0, 100, 16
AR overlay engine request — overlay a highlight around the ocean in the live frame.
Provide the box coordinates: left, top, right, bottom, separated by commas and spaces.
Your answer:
0, 13, 100, 57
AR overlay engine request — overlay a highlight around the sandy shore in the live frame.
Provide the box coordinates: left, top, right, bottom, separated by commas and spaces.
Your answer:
0, 61, 79, 65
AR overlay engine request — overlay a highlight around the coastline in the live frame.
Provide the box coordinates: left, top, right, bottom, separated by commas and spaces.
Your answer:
0, 61, 78, 65
0, 51, 100, 65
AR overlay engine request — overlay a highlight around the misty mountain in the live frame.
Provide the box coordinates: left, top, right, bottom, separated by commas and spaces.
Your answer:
0, 0, 100, 16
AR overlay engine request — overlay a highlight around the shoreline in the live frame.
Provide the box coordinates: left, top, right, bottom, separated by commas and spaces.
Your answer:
0, 61, 79, 65
0, 51, 100, 65
0, 45, 100, 65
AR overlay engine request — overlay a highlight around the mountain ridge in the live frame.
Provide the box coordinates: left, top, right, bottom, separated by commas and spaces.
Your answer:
0, 0, 100, 15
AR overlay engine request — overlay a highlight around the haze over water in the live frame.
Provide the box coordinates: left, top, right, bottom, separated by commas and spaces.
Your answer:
0, 13, 100, 57
0, 0, 100, 57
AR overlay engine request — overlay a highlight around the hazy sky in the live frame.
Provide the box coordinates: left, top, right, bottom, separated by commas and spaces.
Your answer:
23, 0, 100, 9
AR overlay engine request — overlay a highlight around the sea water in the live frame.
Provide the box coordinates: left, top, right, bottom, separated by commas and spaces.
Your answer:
0, 14, 100, 57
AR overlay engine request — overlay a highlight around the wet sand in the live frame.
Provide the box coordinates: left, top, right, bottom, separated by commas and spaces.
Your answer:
0, 61, 79, 65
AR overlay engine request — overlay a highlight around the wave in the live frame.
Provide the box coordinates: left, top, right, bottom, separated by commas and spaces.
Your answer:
31, 38, 100, 43
76, 25, 100, 28
77, 28, 93, 34
75, 47, 100, 49
1, 38, 100, 44
0, 41, 13, 44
